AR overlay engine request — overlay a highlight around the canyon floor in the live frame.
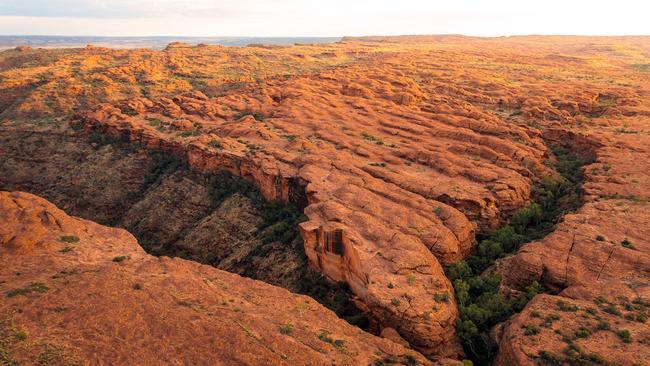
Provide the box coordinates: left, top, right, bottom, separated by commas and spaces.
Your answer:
1, 36, 649, 365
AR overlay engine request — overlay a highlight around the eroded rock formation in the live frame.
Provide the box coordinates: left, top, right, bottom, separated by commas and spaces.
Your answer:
1, 35, 650, 363
0, 191, 444, 365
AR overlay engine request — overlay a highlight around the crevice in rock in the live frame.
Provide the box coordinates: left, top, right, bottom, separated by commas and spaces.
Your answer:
561, 234, 577, 288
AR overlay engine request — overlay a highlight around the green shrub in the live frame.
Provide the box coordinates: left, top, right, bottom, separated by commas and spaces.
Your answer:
6, 282, 49, 298
595, 321, 610, 330
542, 313, 561, 327
433, 291, 450, 303
235, 110, 266, 121
621, 239, 636, 250
616, 329, 631, 343
539, 350, 564, 365
573, 327, 592, 338
557, 300, 580, 312
279, 323, 293, 335
523, 324, 540, 336
406, 273, 416, 285
208, 140, 222, 150
59, 235, 79, 243
361, 132, 383, 145
603, 304, 621, 316
404, 354, 417, 366
146, 117, 162, 127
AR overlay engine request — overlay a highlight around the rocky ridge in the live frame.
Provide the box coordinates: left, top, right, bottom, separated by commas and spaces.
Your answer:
0, 190, 445, 365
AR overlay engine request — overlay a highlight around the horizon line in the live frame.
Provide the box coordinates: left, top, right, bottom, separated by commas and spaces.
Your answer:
1, 33, 650, 39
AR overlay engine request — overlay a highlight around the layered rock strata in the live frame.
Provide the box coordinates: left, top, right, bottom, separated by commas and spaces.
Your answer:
0, 191, 447, 365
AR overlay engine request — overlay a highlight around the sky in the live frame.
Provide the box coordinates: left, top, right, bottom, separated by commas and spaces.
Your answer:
0, 0, 648, 37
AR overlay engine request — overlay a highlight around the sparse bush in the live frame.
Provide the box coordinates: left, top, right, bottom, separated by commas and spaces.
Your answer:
14, 330, 28, 341
146, 117, 162, 127
208, 140, 222, 150
616, 329, 631, 343
542, 313, 561, 327
112, 256, 128, 263
603, 303, 621, 316
539, 350, 563, 365
406, 273, 416, 285
595, 321, 610, 330
557, 300, 580, 312
573, 327, 592, 338
433, 291, 450, 303
621, 239, 636, 250
279, 323, 293, 335
235, 110, 266, 121
523, 324, 540, 336
59, 235, 79, 243
369, 162, 387, 167
404, 354, 417, 366
6, 282, 49, 298
361, 132, 383, 145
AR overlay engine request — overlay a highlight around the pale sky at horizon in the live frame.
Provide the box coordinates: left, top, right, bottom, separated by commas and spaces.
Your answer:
0, 0, 648, 37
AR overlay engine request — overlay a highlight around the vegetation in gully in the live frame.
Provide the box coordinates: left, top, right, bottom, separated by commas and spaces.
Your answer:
447, 146, 592, 364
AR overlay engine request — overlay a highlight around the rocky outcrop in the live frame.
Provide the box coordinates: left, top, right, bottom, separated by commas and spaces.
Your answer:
494, 108, 650, 364
494, 295, 648, 366
0, 191, 444, 365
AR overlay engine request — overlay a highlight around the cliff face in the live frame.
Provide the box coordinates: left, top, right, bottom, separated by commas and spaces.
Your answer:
1, 36, 650, 363
0, 191, 441, 365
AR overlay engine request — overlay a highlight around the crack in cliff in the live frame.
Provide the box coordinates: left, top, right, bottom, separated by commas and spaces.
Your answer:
596, 245, 617, 282
561, 234, 577, 288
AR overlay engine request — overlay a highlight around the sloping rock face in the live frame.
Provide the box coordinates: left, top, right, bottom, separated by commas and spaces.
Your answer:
0, 191, 443, 366
495, 295, 648, 366
495, 115, 650, 365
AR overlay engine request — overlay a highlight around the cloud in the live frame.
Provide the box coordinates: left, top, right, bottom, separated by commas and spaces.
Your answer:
0, 0, 648, 36
0, 0, 257, 19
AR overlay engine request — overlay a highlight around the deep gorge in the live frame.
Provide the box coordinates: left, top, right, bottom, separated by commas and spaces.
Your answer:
0, 123, 371, 331
448, 140, 596, 365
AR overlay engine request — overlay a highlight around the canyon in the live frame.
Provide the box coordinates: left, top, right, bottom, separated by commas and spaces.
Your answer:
1, 36, 649, 365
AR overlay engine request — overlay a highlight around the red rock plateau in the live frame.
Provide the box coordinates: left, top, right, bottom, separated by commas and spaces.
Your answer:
1, 35, 650, 364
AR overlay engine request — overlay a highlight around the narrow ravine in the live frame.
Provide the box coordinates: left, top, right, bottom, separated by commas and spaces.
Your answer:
446, 141, 595, 365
